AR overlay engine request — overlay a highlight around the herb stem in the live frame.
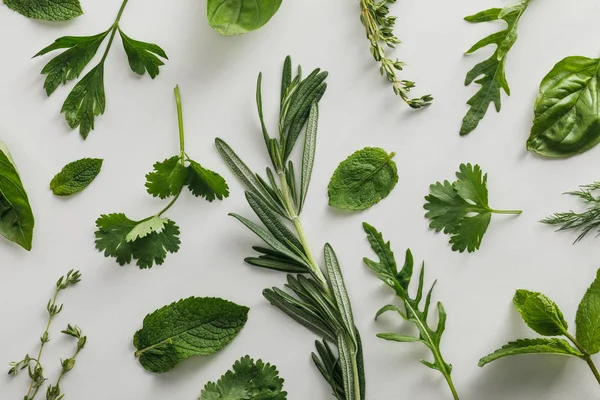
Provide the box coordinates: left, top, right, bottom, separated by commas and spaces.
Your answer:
490, 209, 523, 215
174, 85, 186, 162
565, 332, 600, 385
100, 0, 130, 64
157, 190, 181, 217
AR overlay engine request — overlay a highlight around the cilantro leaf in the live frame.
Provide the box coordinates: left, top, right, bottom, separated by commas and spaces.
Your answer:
461, 1, 531, 135
119, 29, 168, 79
424, 163, 521, 253
199, 355, 287, 400
61, 64, 106, 139
145, 156, 187, 199
3, 0, 82, 21
50, 158, 103, 196
186, 160, 230, 201
133, 297, 249, 373
94, 213, 180, 269
35, 32, 109, 96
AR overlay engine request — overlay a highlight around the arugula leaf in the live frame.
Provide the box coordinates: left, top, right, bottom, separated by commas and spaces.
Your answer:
3, 0, 82, 21
186, 160, 230, 201
94, 213, 180, 269
0, 141, 34, 251
206, 0, 283, 36
513, 290, 569, 336
50, 158, 103, 196
527, 56, 600, 158
576, 270, 600, 355
424, 163, 521, 253
363, 223, 459, 399
327, 147, 398, 211
479, 338, 584, 367
542, 182, 600, 243
199, 355, 286, 400
34, 0, 168, 139
145, 156, 187, 199
133, 297, 249, 373
119, 29, 168, 79
461, 0, 531, 135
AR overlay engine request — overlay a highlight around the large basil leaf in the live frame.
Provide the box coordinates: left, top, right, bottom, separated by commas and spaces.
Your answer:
0, 142, 34, 250
207, 0, 283, 36
527, 56, 600, 158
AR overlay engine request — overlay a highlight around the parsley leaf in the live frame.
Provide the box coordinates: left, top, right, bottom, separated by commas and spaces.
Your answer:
3, 0, 82, 21
34, 0, 168, 139
145, 156, 187, 199
133, 297, 249, 373
327, 147, 398, 211
187, 160, 230, 201
50, 158, 103, 196
424, 163, 521, 253
199, 356, 287, 400
461, 0, 531, 135
94, 214, 180, 269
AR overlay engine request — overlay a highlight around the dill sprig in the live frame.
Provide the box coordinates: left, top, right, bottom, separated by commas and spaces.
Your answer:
359, 0, 432, 108
542, 182, 600, 243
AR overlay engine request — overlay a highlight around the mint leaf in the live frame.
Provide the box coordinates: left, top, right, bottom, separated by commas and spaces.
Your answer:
199, 355, 287, 400
119, 29, 168, 79
327, 147, 398, 211
145, 156, 187, 199
576, 269, 600, 355
206, 0, 283, 36
186, 160, 230, 201
94, 213, 180, 269
478, 338, 583, 367
513, 290, 569, 336
133, 297, 249, 373
4, 0, 82, 21
0, 141, 34, 250
461, 1, 531, 135
61, 64, 106, 139
35, 32, 109, 96
50, 158, 103, 196
424, 163, 521, 253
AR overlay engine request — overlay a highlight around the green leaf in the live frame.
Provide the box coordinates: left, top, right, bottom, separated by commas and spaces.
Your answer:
478, 338, 583, 367
576, 269, 600, 355
119, 29, 168, 79
527, 56, 600, 158
133, 297, 248, 373
337, 332, 357, 400
186, 160, 230, 201
145, 156, 187, 199
206, 0, 283, 36
424, 163, 521, 253
94, 213, 180, 269
513, 289, 569, 337
324, 244, 357, 344
35, 31, 109, 96
328, 147, 398, 211
61, 63, 106, 139
362, 222, 398, 281
199, 355, 287, 400
461, 1, 530, 135
3, 0, 82, 21
377, 333, 420, 343
50, 158, 103, 196
299, 103, 318, 212
0, 142, 34, 250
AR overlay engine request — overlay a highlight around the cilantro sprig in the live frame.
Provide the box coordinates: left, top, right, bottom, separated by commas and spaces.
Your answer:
424, 163, 521, 253
94, 86, 228, 268
34, 0, 168, 139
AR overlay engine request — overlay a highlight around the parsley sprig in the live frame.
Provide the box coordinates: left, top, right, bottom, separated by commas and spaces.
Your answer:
359, 0, 432, 108
216, 56, 365, 400
34, 0, 168, 139
94, 86, 228, 268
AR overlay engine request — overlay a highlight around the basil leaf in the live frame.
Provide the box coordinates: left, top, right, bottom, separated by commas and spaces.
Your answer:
527, 56, 600, 158
0, 142, 34, 251
207, 0, 283, 36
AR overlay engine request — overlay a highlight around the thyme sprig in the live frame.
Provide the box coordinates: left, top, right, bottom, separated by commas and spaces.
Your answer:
360, 0, 432, 108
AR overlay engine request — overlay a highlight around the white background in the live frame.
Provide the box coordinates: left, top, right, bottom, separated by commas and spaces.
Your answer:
1, 0, 600, 399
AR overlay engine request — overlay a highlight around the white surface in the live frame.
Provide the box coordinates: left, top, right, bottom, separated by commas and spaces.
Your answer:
1, 0, 600, 399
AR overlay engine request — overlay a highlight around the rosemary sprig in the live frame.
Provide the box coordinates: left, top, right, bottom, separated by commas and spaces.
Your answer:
359, 0, 432, 108
542, 182, 600, 243
8, 270, 83, 400
216, 56, 365, 400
